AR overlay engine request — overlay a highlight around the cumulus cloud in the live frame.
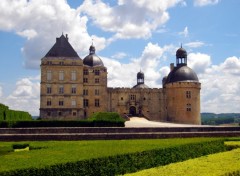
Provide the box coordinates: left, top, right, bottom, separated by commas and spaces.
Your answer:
80, 0, 183, 40
0, 0, 105, 69
194, 0, 220, 7
111, 52, 127, 60
103, 42, 172, 88
2, 76, 40, 116
188, 52, 211, 74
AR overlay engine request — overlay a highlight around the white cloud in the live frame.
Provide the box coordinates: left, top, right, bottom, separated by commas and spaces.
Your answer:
2, 77, 40, 116
185, 41, 205, 48
188, 52, 211, 74
111, 52, 127, 60
80, 0, 183, 40
194, 0, 220, 7
179, 26, 188, 37
0, 0, 106, 69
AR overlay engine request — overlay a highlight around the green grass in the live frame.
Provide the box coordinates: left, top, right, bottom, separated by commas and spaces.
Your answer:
125, 141, 240, 176
0, 138, 221, 173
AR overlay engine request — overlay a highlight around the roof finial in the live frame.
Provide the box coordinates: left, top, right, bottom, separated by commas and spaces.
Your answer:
181, 43, 182, 48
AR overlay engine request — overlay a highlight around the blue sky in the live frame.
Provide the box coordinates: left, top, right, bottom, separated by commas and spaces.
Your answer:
0, 0, 240, 115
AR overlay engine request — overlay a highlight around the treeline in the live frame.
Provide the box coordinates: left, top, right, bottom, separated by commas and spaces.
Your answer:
0, 103, 32, 121
201, 113, 240, 125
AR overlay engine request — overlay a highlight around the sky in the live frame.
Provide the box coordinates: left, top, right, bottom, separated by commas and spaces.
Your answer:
0, 0, 240, 116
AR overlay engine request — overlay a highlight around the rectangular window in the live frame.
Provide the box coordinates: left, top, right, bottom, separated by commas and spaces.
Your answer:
95, 99, 100, 107
186, 104, 191, 112
95, 78, 99, 83
71, 71, 76, 81
83, 99, 89, 107
71, 100, 76, 106
59, 85, 64, 94
130, 95, 136, 100
59, 99, 64, 106
72, 62, 77, 65
47, 70, 52, 81
59, 61, 64, 65
83, 78, 88, 83
95, 69, 100, 75
47, 112, 51, 116
47, 99, 51, 106
71, 85, 77, 94
83, 69, 88, 75
58, 111, 62, 116
83, 89, 88, 95
72, 111, 77, 116
59, 71, 64, 81
47, 84, 52, 94
47, 61, 52, 65
95, 89, 100, 95
186, 91, 191, 99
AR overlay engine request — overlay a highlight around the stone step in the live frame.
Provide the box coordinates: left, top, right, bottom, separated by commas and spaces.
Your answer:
0, 131, 240, 141
0, 126, 240, 134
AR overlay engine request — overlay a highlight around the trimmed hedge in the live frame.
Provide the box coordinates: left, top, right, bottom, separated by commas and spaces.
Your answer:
89, 112, 125, 122
0, 120, 124, 128
0, 140, 226, 176
0, 103, 31, 121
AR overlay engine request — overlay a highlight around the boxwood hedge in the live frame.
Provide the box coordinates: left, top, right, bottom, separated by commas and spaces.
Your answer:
0, 139, 226, 176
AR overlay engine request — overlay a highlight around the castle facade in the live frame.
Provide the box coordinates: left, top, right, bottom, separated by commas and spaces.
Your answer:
40, 34, 201, 124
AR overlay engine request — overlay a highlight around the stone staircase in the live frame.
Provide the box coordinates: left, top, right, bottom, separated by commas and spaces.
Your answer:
0, 126, 240, 141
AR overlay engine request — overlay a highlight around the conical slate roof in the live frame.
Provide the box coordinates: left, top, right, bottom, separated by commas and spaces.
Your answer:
45, 34, 79, 58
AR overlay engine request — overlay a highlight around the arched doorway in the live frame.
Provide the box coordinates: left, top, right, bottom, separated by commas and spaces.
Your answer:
129, 106, 136, 116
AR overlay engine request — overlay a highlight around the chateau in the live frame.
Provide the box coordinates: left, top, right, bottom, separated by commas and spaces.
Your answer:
40, 34, 201, 124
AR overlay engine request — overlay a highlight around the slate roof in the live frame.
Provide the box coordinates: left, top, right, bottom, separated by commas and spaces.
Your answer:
45, 34, 79, 58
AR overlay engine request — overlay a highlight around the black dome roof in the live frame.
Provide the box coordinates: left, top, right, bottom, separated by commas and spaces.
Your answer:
165, 66, 198, 84
176, 47, 187, 58
137, 71, 144, 79
83, 45, 104, 67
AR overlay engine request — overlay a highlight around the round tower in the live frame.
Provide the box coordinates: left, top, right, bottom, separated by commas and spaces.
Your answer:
164, 46, 201, 125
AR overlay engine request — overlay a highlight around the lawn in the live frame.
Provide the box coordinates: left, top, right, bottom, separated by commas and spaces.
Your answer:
125, 141, 240, 176
0, 138, 221, 173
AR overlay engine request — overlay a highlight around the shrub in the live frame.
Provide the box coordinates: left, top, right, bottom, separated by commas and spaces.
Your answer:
0, 140, 226, 176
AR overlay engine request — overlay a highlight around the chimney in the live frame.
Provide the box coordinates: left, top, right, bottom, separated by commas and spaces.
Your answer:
66, 34, 68, 40
170, 63, 174, 71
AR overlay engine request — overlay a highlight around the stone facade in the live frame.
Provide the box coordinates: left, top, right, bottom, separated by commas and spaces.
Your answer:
40, 34, 201, 124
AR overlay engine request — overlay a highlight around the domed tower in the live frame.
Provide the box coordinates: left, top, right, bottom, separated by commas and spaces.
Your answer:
164, 46, 201, 125
82, 44, 108, 118
133, 71, 149, 88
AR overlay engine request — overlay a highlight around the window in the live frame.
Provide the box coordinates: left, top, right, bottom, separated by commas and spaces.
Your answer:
47, 112, 51, 116
59, 71, 64, 80
95, 78, 99, 83
83, 69, 88, 75
59, 61, 64, 65
95, 99, 100, 107
121, 97, 123, 100
95, 69, 100, 75
72, 62, 77, 65
95, 89, 100, 95
47, 70, 52, 81
47, 84, 52, 94
58, 111, 62, 116
83, 78, 88, 83
71, 71, 76, 81
186, 104, 191, 112
59, 99, 64, 106
186, 91, 191, 99
72, 111, 77, 116
71, 85, 76, 94
47, 99, 51, 106
83, 99, 88, 107
71, 100, 76, 106
47, 61, 52, 65
130, 95, 136, 100
59, 85, 64, 94
83, 89, 88, 95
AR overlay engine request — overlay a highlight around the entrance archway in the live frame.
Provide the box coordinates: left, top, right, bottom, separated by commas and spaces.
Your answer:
129, 106, 136, 116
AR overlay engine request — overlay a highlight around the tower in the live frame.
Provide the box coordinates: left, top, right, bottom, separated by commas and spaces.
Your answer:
164, 46, 201, 124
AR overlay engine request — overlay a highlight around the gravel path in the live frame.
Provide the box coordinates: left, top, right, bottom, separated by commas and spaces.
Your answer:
125, 117, 203, 127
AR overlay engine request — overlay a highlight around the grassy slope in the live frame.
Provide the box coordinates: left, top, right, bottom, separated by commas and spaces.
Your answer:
126, 141, 240, 176
0, 138, 219, 172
